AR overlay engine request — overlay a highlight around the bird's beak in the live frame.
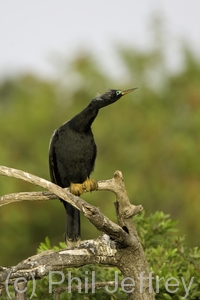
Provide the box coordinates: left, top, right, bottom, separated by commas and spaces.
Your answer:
121, 87, 138, 96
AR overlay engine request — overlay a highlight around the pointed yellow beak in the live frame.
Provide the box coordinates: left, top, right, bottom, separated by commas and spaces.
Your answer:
121, 87, 138, 96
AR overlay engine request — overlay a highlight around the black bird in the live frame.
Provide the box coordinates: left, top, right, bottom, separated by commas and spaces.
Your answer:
49, 88, 137, 246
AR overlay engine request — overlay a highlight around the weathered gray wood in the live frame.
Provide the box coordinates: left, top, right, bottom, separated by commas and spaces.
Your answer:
0, 166, 154, 299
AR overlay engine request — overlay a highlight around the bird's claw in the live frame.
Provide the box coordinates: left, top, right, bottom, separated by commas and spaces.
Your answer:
70, 183, 84, 196
70, 178, 97, 196
83, 178, 98, 192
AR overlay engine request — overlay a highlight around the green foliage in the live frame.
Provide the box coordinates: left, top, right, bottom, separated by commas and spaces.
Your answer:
135, 212, 200, 299
37, 236, 66, 253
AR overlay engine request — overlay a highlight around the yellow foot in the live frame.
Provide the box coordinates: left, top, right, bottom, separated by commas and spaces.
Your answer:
70, 182, 84, 196
82, 178, 98, 192
70, 178, 98, 196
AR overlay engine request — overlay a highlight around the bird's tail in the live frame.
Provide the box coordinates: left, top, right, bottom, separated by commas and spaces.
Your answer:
64, 202, 80, 246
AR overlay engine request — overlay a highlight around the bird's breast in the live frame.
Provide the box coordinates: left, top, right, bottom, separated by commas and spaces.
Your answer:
55, 127, 97, 184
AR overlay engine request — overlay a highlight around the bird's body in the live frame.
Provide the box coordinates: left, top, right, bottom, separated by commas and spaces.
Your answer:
50, 123, 96, 187
49, 88, 136, 246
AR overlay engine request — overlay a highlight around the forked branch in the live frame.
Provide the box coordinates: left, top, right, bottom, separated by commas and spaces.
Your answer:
0, 166, 142, 246
0, 166, 154, 300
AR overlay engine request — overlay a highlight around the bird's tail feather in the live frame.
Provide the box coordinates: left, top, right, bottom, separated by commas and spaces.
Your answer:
64, 202, 80, 245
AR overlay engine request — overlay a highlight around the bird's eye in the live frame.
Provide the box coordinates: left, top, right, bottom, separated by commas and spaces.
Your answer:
116, 90, 121, 96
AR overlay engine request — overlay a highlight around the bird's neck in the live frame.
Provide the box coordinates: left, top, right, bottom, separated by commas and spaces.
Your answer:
69, 102, 99, 132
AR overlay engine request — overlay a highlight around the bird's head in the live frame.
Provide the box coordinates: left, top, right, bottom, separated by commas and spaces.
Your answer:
92, 88, 138, 108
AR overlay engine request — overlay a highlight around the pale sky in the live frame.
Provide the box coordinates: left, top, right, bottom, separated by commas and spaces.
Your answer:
0, 0, 200, 79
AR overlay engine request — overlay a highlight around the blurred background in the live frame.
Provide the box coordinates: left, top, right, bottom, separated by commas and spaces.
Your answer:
0, 0, 200, 266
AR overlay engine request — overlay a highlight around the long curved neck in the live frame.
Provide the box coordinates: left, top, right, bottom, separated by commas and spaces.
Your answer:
69, 101, 99, 133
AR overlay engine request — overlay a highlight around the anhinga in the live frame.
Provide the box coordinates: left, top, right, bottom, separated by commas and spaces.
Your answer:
49, 88, 137, 246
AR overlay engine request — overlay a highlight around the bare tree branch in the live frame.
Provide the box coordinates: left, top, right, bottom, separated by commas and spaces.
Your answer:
0, 191, 56, 206
0, 165, 154, 299
0, 166, 142, 247
0, 236, 117, 285
0, 167, 142, 220
0, 165, 80, 209
0, 235, 154, 299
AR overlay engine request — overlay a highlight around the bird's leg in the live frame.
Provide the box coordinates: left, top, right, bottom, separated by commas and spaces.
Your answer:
82, 178, 98, 192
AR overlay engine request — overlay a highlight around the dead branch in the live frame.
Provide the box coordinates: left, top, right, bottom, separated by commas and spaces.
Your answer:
0, 166, 154, 299
0, 166, 142, 246
0, 167, 142, 220
0, 236, 117, 285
